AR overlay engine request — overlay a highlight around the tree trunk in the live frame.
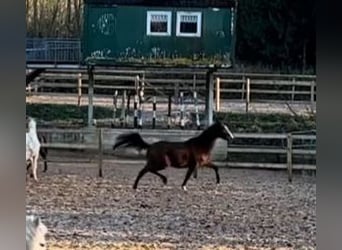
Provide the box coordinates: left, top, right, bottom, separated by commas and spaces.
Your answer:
302, 41, 307, 74
33, 0, 38, 35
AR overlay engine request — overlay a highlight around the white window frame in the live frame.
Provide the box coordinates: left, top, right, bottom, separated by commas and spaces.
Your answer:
176, 11, 202, 37
146, 11, 172, 36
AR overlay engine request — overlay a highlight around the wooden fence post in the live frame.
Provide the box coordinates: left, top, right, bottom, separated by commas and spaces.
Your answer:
246, 78, 250, 113
241, 76, 245, 100
291, 78, 295, 102
287, 133, 293, 182
87, 65, 94, 127
77, 73, 82, 106
215, 77, 221, 112
98, 128, 103, 178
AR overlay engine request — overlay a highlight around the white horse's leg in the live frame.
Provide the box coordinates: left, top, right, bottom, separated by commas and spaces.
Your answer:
32, 155, 39, 182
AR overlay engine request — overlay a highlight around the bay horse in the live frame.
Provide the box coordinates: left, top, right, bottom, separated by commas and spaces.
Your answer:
112, 121, 234, 190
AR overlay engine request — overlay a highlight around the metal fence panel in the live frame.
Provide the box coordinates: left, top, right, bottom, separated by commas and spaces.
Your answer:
26, 38, 82, 64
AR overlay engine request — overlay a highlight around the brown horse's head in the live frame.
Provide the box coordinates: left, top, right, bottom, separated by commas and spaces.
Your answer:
212, 120, 235, 141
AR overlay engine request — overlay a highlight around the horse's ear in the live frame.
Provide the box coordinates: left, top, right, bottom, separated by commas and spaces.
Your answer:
33, 216, 41, 228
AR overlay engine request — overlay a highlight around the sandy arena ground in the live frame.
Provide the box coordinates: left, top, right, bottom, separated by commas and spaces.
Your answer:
26, 152, 316, 250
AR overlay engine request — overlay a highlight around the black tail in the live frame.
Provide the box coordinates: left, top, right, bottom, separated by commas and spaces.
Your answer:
113, 133, 150, 151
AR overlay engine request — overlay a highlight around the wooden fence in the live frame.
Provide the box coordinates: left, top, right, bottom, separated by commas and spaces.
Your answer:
37, 128, 316, 182
27, 69, 316, 109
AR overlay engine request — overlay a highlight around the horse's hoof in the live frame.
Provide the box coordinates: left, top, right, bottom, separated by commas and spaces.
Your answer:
182, 186, 187, 191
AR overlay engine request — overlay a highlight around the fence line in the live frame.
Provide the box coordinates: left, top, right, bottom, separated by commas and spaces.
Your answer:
27, 69, 316, 107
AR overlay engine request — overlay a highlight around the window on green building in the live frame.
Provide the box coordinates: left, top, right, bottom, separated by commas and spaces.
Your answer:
146, 11, 172, 36
176, 12, 202, 37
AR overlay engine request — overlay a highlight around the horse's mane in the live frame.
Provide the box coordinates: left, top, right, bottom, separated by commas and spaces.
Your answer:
186, 122, 221, 149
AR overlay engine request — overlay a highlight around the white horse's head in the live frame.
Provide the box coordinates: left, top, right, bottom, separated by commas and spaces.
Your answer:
26, 116, 37, 131
26, 215, 48, 250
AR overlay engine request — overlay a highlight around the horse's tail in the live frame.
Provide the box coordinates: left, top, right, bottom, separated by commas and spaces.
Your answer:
113, 133, 150, 151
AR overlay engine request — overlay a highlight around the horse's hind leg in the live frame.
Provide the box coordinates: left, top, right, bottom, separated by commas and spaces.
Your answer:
192, 167, 198, 179
40, 149, 48, 172
150, 170, 167, 185
133, 166, 149, 189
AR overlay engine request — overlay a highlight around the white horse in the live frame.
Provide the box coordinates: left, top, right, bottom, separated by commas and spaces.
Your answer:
26, 116, 41, 182
26, 215, 48, 250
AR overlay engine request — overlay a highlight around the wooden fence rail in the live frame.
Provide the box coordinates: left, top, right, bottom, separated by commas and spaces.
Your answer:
27, 70, 316, 110
37, 128, 316, 182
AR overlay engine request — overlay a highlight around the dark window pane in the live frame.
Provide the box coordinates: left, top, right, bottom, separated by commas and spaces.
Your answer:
150, 21, 167, 33
180, 22, 197, 33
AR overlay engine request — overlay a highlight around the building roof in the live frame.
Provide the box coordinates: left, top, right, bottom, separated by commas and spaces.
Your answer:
84, 0, 236, 8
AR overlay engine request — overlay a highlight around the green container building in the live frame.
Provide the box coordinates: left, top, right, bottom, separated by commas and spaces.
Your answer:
82, 0, 237, 67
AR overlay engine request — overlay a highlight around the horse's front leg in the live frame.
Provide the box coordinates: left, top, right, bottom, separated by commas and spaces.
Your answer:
181, 162, 196, 191
207, 162, 220, 184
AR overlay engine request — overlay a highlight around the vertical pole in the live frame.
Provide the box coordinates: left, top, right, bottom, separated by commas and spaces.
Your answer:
205, 69, 214, 127
141, 73, 145, 102
241, 76, 246, 100
193, 74, 196, 90
310, 80, 315, 109
168, 94, 172, 129
180, 92, 185, 129
98, 128, 103, 178
152, 95, 156, 129
127, 91, 131, 112
175, 83, 179, 104
27, 84, 32, 95
215, 77, 221, 112
194, 91, 200, 130
77, 73, 82, 106
138, 98, 143, 129
120, 90, 127, 127
287, 133, 293, 182
87, 65, 94, 127
246, 77, 250, 114
112, 90, 118, 127
133, 94, 138, 128
291, 78, 296, 102
126, 91, 131, 126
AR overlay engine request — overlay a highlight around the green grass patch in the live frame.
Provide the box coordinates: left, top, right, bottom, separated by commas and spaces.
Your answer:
26, 103, 117, 121
215, 112, 316, 133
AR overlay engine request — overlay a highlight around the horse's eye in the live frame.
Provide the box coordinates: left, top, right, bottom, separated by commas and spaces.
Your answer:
40, 243, 45, 247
